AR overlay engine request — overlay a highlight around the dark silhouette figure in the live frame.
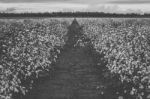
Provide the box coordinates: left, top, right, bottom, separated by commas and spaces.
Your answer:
65, 18, 92, 50
65, 18, 84, 48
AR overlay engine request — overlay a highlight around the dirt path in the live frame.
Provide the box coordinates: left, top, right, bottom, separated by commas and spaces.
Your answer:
22, 47, 112, 99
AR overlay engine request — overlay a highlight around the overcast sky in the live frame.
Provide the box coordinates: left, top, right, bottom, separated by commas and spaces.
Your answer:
1, 0, 150, 4
0, 0, 150, 13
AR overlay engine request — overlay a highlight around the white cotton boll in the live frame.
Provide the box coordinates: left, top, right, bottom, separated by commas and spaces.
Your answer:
0, 65, 3, 69
118, 96, 123, 99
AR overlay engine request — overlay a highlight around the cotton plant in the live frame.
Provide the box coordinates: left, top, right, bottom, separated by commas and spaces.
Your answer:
0, 20, 68, 99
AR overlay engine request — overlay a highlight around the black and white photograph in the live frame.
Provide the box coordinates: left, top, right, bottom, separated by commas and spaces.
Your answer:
0, 0, 150, 99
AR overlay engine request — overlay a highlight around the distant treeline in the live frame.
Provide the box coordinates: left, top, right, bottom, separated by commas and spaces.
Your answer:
0, 12, 150, 18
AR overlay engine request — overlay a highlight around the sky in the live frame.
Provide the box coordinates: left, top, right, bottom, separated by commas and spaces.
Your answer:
0, 0, 150, 13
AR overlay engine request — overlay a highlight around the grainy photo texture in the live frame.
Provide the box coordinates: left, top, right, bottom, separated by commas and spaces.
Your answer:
0, 0, 150, 99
